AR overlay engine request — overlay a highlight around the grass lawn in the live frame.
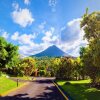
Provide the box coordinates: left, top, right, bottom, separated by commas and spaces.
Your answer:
56, 80, 100, 100
0, 76, 22, 94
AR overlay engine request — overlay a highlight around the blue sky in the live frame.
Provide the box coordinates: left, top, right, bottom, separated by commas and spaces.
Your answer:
0, 0, 100, 57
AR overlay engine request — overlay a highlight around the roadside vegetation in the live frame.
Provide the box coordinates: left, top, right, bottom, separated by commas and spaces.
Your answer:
57, 80, 100, 100
0, 10, 100, 99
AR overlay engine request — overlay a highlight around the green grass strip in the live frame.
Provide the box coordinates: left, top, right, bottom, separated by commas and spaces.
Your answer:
57, 80, 100, 100
0, 77, 22, 94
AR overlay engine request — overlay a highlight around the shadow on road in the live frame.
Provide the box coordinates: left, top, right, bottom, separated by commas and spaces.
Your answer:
35, 79, 53, 84
0, 86, 65, 100
0, 94, 32, 100
0, 87, 65, 100
32, 85, 65, 100
0, 78, 65, 100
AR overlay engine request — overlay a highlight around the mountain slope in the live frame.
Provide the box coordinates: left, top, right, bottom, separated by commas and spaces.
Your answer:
32, 45, 68, 57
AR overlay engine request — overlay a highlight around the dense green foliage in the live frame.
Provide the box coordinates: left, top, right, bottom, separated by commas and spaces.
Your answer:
0, 37, 19, 72
16, 57, 35, 76
80, 11, 100, 86
56, 57, 74, 80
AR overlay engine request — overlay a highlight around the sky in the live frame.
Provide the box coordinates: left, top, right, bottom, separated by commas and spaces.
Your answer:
0, 0, 100, 57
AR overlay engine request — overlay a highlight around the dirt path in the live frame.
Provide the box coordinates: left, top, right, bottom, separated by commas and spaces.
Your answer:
0, 77, 65, 100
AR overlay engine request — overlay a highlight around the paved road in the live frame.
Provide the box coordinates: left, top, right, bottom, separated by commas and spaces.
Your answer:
0, 77, 65, 100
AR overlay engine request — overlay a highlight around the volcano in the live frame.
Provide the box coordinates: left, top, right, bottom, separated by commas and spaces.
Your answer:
32, 45, 68, 57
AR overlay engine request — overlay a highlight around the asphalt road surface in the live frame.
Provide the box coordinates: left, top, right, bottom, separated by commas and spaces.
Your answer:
0, 77, 66, 100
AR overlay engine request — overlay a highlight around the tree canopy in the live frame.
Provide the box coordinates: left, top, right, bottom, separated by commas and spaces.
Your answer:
0, 37, 19, 70
80, 11, 100, 85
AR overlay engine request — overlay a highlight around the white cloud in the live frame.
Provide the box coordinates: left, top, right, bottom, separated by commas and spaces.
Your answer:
61, 18, 82, 42
19, 45, 35, 56
11, 3, 34, 27
24, 0, 30, 5
2, 31, 9, 39
59, 18, 88, 57
50, 27, 55, 33
42, 27, 58, 44
11, 31, 19, 40
11, 32, 36, 46
38, 21, 46, 30
42, 31, 52, 42
38, 21, 47, 33
19, 43, 50, 57
0, 29, 9, 39
11, 31, 50, 57
49, 0, 57, 12
49, 0, 57, 7
11, 31, 40, 57
12, 2, 19, 10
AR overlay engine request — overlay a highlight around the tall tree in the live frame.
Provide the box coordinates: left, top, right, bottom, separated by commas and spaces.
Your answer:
81, 11, 100, 86
0, 37, 19, 71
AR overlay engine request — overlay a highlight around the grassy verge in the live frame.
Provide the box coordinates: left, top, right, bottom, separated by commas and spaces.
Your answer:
0, 76, 22, 94
56, 80, 100, 100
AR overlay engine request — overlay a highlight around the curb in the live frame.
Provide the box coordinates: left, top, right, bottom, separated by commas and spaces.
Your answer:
52, 80, 69, 100
0, 82, 29, 97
